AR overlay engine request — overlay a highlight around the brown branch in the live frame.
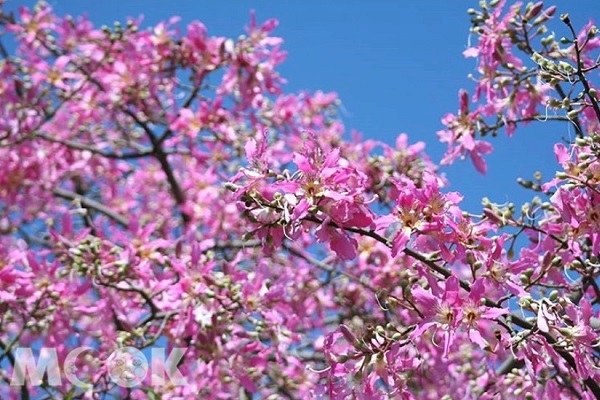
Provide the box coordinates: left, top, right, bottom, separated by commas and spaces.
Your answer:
519, 15, 584, 137
303, 215, 600, 398
283, 242, 378, 293
36, 132, 152, 159
157, 79, 204, 145
53, 188, 129, 227
562, 15, 600, 124
122, 108, 190, 225
0, 339, 30, 400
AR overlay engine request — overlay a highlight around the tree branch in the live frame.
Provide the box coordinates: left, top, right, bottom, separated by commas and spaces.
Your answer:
122, 108, 190, 225
53, 188, 129, 227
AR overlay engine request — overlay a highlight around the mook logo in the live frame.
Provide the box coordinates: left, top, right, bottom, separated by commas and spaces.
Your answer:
105, 347, 149, 387
10, 346, 188, 388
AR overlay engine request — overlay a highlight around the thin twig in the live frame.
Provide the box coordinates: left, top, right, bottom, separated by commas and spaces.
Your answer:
53, 188, 129, 227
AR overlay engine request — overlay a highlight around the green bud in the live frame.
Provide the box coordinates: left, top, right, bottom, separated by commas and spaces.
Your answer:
539, 71, 555, 82
224, 182, 240, 192
465, 250, 476, 265
517, 178, 532, 189
391, 332, 403, 341
242, 232, 254, 241
555, 171, 569, 179
530, 51, 544, 64
519, 297, 532, 308
557, 61, 574, 73
524, 269, 535, 278
69, 248, 83, 256
560, 37, 572, 44
567, 109, 580, 120
546, 98, 561, 107
507, 247, 514, 259
335, 354, 349, 363
538, 29, 552, 41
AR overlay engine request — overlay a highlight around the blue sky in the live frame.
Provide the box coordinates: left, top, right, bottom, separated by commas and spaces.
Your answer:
7, 0, 599, 211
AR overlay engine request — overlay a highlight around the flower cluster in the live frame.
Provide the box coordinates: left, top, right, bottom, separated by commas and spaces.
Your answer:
0, 1, 599, 399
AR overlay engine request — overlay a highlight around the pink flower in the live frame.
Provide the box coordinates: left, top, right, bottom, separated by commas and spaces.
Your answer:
438, 90, 494, 173
410, 276, 462, 357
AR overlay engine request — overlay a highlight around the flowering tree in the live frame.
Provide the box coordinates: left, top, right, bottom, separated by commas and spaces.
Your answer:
0, 0, 599, 398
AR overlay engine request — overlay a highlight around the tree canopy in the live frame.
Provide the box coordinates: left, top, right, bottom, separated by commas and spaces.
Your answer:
0, 1, 599, 399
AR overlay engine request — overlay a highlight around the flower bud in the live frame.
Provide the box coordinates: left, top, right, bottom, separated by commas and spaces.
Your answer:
544, 6, 557, 17
539, 71, 554, 82
555, 171, 568, 179
519, 297, 532, 308
560, 37, 571, 44
557, 61, 574, 73
530, 52, 544, 64
525, 2, 544, 21
465, 250, 476, 265
339, 324, 357, 345
223, 182, 239, 192
391, 332, 403, 341
335, 354, 349, 363
517, 178, 533, 188
567, 109, 580, 120
242, 232, 254, 241
536, 25, 549, 36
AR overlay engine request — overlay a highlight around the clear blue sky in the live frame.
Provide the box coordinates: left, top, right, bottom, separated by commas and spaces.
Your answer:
7, 0, 599, 211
